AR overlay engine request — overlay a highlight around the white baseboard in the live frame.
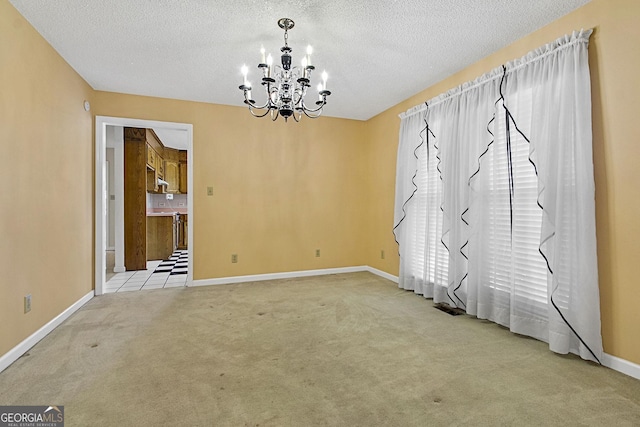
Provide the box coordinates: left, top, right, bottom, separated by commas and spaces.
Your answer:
602, 352, 640, 380
7, 269, 636, 382
0, 291, 94, 374
190, 266, 370, 287
190, 265, 400, 288
366, 266, 399, 283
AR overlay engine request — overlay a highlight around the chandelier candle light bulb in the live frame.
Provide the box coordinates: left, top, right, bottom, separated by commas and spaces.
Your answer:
306, 45, 313, 66
266, 54, 273, 79
240, 65, 252, 102
238, 18, 332, 122
241, 65, 250, 87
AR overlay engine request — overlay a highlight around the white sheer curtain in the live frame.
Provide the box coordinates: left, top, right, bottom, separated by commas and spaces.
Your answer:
393, 29, 602, 362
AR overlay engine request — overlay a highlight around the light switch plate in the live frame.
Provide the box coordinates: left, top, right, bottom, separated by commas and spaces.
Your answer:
24, 294, 31, 313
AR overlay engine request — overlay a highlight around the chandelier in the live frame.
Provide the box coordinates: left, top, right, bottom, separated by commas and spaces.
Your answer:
238, 18, 331, 122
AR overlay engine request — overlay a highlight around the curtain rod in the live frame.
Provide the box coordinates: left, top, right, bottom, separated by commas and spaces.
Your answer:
399, 28, 592, 120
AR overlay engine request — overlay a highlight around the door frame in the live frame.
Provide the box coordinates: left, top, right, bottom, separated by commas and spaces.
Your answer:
95, 116, 194, 295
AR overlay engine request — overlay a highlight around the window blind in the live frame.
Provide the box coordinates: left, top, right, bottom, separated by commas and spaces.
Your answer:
483, 89, 547, 317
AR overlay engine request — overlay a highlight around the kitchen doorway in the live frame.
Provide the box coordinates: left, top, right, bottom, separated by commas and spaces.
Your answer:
95, 116, 193, 296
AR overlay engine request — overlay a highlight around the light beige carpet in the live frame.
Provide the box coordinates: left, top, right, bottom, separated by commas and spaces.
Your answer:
1, 272, 639, 426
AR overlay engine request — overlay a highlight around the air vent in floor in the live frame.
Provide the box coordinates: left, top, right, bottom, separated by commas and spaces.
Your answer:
434, 303, 466, 316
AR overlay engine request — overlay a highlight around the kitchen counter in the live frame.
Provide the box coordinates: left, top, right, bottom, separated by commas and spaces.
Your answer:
146, 212, 176, 217
146, 208, 187, 217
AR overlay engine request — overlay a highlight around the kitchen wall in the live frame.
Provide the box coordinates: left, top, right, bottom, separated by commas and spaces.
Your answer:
147, 193, 188, 211
364, 0, 640, 365
0, 0, 94, 357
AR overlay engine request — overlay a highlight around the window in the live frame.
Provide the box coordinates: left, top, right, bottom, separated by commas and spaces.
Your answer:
407, 122, 449, 294
395, 31, 602, 361
479, 89, 547, 319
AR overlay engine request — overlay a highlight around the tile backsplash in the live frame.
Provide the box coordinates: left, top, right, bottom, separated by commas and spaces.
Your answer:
147, 193, 188, 210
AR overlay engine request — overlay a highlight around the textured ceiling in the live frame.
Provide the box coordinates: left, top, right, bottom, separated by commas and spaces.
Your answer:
10, 0, 590, 121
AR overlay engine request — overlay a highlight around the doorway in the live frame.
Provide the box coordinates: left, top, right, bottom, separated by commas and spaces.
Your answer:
95, 116, 193, 296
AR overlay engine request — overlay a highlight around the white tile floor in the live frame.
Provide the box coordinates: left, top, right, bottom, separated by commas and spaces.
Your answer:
104, 259, 187, 293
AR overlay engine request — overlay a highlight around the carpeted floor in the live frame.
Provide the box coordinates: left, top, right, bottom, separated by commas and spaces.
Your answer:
0, 272, 639, 426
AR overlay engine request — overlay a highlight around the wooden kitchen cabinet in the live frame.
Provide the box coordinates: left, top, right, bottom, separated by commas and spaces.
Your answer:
164, 160, 180, 193
146, 144, 156, 170
146, 168, 157, 193
177, 214, 188, 250
157, 155, 164, 178
163, 147, 187, 194
179, 161, 188, 194
179, 150, 187, 194
147, 215, 174, 261
124, 127, 148, 270
146, 143, 165, 192
146, 144, 152, 168
150, 148, 164, 178
146, 130, 166, 191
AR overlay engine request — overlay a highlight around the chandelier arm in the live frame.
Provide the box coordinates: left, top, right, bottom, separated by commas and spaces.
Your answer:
243, 92, 271, 111
300, 108, 323, 119
241, 80, 280, 113
245, 92, 273, 114
247, 106, 273, 118
296, 96, 326, 119
299, 97, 327, 114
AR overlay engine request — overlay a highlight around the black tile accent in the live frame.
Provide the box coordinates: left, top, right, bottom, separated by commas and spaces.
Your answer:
153, 250, 188, 276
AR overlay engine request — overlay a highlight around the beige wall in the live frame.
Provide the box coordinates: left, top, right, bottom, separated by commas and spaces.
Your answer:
91, 92, 368, 280
3, 0, 639, 368
0, 1, 94, 356
366, 0, 640, 364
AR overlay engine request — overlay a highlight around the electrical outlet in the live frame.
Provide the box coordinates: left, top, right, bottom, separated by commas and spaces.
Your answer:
231, 254, 238, 263
315, 249, 321, 257
159, 202, 166, 207
381, 250, 385, 259
207, 186, 214, 196
24, 294, 31, 313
